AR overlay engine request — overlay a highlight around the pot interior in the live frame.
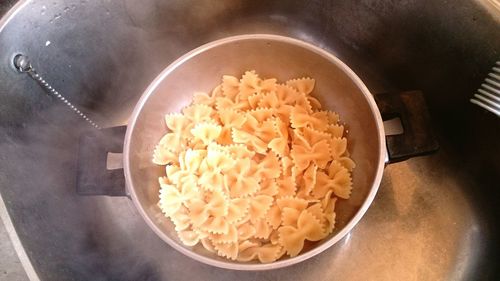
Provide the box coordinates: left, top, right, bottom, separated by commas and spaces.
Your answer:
125, 35, 384, 268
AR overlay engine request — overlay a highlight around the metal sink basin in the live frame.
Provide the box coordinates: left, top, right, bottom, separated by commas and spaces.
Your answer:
0, 0, 498, 280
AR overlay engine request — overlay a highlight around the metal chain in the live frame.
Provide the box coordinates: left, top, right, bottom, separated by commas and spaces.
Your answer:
13, 54, 101, 129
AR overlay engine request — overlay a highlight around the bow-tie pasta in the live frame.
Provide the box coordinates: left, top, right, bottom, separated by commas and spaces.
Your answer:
153, 71, 355, 263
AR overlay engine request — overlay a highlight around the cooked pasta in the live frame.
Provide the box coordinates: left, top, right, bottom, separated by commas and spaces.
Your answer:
153, 71, 355, 262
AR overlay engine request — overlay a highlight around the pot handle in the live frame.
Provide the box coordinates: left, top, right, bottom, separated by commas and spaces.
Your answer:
374, 90, 439, 164
76, 126, 128, 196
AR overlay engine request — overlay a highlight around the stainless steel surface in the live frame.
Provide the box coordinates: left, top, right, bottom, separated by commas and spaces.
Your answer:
0, 0, 499, 280
124, 34, 386, 270
12, 54, 101, 128
470, 61, 500, 116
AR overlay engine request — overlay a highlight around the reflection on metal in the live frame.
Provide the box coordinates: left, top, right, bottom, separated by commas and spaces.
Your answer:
106, 152, 124, 170
383, 117, 404, 136
342, 232, 352, 246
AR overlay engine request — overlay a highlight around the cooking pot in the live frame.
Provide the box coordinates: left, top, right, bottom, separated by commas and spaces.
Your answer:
76, 34, 438, 270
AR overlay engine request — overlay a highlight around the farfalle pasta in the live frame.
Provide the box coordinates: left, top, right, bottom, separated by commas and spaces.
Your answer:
153, 71, 355, 263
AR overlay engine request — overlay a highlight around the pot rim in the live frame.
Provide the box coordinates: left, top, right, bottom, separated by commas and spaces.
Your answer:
123, 34, 386, 270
